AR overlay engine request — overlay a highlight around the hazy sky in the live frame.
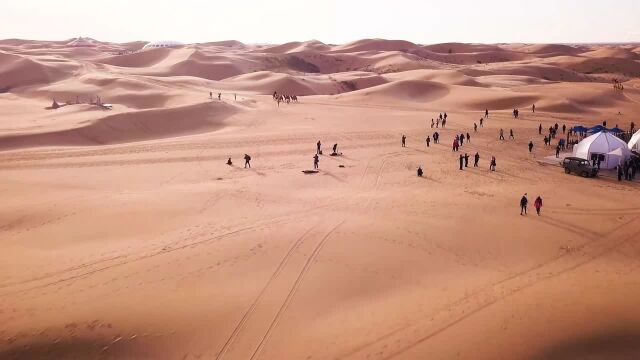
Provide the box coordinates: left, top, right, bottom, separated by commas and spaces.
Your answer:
3, 0, 639, 44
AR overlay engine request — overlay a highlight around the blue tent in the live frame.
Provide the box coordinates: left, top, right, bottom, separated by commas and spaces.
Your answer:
572, 126, 588, 133
609, 127, 623, 134
588, 125, 606, 133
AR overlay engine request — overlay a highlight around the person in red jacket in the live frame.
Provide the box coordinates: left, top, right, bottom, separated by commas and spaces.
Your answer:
534, 196, 543, 216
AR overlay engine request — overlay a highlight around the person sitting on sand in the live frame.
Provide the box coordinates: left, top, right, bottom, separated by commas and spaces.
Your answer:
244, 154, 251, 168
313, 154, 319, 170
534, 196, 543, 216
520, 193, 528, 215
417, 166, 423, 177
226, 157, 232, 166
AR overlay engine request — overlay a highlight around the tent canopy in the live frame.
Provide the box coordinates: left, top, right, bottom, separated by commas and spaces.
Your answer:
573, 131, 631, 169
629, 130, 640, 151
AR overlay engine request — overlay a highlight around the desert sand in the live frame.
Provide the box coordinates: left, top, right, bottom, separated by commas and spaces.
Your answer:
1, 38, 640, 359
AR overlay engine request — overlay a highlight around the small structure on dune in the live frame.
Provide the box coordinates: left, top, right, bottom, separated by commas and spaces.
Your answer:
67, 37, 96, 47
629, 130, 640, 151
573, 131, 631, 169
142, 40, 184, 50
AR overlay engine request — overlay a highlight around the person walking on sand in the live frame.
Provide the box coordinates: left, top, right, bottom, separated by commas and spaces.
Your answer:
474, 123, 478, 132
333, 143, 338, 154
402, 134, 406, 148
562, 124, 566, 134
313, 154, 319, 170
244, 154, 251, 168
474, 152, 480, 167
436, 118, 440, 128
234, 93, 237, 101
528, 141, 534, 153
210, 91, 213, 100
466, 132, 471, 143
426, 136, 431, 147
442, 118, 447, 128
532, 104, 536, 113
510, 129, 515, 140
539, 124, 542, 135
464, 153, 469, 168
520, 193, 528, 215
434, 132, 439, 144
485, 109, 489, 118
459, 154, 464, 170
500, 129, 505, 140
556, 145, 561, 158
459, 133, 464, 146
534, 196, 543, 216
431, 119, 435, 128
490, 156, 496, 171
218, 93, 221, 101
317, 140, 322, 154
444, 112, 448, 121
480, 117, 484, 127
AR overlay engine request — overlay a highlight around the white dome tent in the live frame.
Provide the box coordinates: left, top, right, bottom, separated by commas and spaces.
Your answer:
143, 40, 184, 50
572, 131, 631, 169
67, 37, 96, 47
629, 130, 640, 151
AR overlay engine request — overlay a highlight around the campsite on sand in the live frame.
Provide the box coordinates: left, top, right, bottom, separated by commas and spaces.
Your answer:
1, 38, 640, 359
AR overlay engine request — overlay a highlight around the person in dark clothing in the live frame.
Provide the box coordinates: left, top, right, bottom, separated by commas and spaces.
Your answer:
490, 156, 496, 171
226, 157, 233, 166
544, 136, 548, 146
436, 119, 440, 128
474, 152, 480, 167
417, 166, 423, 177
244, 154, 251, 168
474, 123, 478, 132
442, 119, 447, 128
459, 154, 464, 170
539, 124, 542, 135
562, 124, 566, 134
509, 129, 515, 140
532, 104, 535, 113
459, 133, 464, 145
218, 93, 221, 100
624, 161, 630, 180
210, 91, 213, 100
556, 145, 561, 158
528, 141, 534, 153
402, 135, 406, 148
439, 113, 443, 121
520, 194, 528, 215
317, 140, 322, 154
480, 118, 484, 127
485, 109, 489, 118
434, 132, 439, 144
426, 136, 431, 147
444, 112, 448, 121
313, 154, 319, 169
466, 133, 471, 143
618, 164, 624, 181
500, 129, 505, 140
453, 139, 459, 151
464, 153, 469, 167
631, 121, 635, 133
333, 143, 338, 154
431, 119, 435, 128
596, 158, 601, 170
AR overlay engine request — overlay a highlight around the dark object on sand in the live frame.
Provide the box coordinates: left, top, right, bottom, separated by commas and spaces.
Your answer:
302, 170, 319, 174
330, 152, 343, 157
338, 165, 345, 168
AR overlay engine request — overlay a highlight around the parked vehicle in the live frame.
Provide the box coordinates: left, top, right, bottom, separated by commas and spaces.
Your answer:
561, 157, 598, 177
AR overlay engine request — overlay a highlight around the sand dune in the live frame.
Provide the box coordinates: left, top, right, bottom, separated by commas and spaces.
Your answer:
1, 39, 640, 360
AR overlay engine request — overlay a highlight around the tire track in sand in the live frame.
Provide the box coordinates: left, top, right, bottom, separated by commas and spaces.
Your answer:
338, 215, 640, 360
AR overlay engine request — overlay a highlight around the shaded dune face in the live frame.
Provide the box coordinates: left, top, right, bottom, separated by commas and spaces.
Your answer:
0, 337, 144, 360
530, 328, 640, 360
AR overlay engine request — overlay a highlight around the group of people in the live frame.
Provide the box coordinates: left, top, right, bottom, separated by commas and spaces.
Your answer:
617, 159, 638, 181
499, 128, 515, 141
226, 154, 252, 168
430, 113, 448, 128
520, 193, 544, 216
